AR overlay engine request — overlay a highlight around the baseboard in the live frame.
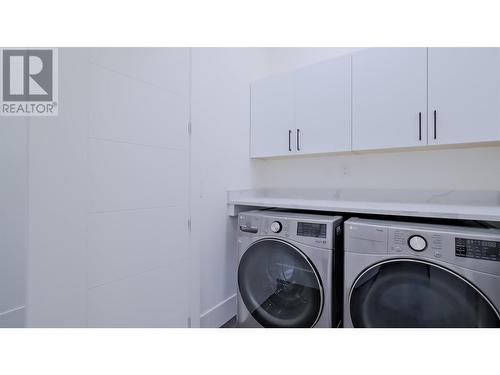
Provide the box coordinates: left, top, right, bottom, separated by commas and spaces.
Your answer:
0, 306, 26, 328
200, 294, 236, 328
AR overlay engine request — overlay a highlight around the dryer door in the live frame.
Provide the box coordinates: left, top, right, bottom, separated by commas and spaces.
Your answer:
349, 259, 500, 328
238, 239, 323, 328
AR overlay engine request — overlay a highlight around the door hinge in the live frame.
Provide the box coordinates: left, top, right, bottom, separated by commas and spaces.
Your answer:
187, 316, 192, 328
187, 218, 191, 231
188, 121, 192, 135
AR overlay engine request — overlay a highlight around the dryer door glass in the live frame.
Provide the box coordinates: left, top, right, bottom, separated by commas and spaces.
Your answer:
349, 259, 500, 328
238, 239, 323, 328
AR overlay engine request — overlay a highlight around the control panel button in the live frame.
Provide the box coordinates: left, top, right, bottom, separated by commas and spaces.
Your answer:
270, 221, 282, 233
408, 235, 427, 252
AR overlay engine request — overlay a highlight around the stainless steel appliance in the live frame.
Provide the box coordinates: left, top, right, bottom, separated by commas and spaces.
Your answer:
344, 218, 500, 328
237, 210, 343, 328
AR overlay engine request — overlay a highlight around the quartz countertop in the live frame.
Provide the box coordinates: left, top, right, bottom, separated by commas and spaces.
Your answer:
227, 188, 500, 222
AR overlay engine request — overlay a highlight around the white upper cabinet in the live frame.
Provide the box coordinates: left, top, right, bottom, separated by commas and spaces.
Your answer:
352, 48, 428, 151
294, 55, 351, 154
250, 72, 294, 158
251, 56, 352, 158
428, 48, 500, 145
251, 48, 500, 159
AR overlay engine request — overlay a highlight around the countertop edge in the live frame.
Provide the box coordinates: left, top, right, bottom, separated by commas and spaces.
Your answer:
227, 196, 500, 222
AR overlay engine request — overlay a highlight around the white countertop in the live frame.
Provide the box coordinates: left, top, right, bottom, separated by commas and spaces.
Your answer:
227, 188, 500, 222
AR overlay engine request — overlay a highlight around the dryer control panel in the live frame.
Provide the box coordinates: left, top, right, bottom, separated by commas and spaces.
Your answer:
456, 238, 500, 262
345, 218, 500, 275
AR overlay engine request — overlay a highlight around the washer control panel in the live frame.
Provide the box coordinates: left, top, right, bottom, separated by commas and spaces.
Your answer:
297, 222, 327, 238
455, 238, 500, 262
270, 221, 282, 233
408, 235, 427, 251
238, 210, 343, 250
391, 229, 434, 255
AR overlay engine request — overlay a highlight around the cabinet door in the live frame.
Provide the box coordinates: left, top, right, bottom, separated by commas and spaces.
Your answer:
428, 48, 500, 145
250, 72, 294, 158
352, 48, 427, 151
294, 56, 351, 154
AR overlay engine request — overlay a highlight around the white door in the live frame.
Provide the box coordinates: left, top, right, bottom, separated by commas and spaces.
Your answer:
250, 72, 294, 158
294, 55, 351, 154
27, 48, 191, 328
352, 48, 427, 151
428, 48, 500, 145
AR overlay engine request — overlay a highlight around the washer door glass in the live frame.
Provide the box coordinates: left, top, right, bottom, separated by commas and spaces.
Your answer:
350, 260, 500, 328
238, 239, 323, 328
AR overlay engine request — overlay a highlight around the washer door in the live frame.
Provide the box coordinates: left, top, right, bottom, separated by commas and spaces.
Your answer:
238, 239, 323, 328
349, 259, 500, 328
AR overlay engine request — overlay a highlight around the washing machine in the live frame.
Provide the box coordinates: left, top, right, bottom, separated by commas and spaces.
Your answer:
344, 218, 500, 328
237, 210, 344, 328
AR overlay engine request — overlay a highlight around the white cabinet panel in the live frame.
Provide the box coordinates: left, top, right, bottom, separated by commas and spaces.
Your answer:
251, 72, 294, 158
87, 48, 190, 97
428, 48, 500, 145
89, 65, 189, 150
352, 48, 427, 150
88, 139, 188, 212
87, 265, 189, 327
294, 56, 351, 154
26, 48, 192, 328
87, 206, 188, 287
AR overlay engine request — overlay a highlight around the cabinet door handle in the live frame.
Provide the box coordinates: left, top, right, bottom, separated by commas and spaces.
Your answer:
296, 129, 300, 151
433, 110, 437, 140
418, 112, 422, 141
288, 130, 292, 152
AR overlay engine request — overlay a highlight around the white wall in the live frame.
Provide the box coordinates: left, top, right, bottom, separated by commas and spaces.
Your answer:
255, 146, 500, 190
27, 49, 89, 327
26, 48, 192, 327
0, 117, 27, 327
190, 47, 500, 328
194, 47, 499, 329
191, 48, 268, 327
252, 48, 500, 191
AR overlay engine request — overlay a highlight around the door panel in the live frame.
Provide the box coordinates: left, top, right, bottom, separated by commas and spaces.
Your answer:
294, 56, 351, 154
250, 72, 294, 157
27, 49, 191, 327
349, 259, 500, 328
352, 48, 427, 150
238, 239, 323, 328
428, 48, 500, 145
